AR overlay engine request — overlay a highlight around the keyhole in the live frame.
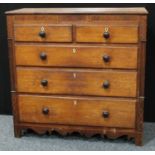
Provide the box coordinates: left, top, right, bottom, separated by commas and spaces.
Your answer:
104, 27, 109, 32
41, 26, 45, 32
72, 48, 77, 54
73, 100, 77, 106
73, 73, 77, 79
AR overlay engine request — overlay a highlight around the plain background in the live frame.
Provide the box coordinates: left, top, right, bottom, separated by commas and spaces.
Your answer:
0, 3, 154, 122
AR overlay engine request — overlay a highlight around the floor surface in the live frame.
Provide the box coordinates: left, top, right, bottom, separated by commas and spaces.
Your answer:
0, 115, 155, 151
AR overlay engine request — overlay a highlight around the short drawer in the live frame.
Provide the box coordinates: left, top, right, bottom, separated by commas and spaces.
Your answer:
14, 25, 72, 42
16, 68, 137, 97
18, 95, 136, 128
76, 25, 138, 43
15, 45, 138, 69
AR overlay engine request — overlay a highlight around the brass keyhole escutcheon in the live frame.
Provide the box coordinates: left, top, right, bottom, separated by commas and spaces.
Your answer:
73, 73, 77, 79
104, 27, 109, 33
73, 100, 77, 106
41, 26, 45, 32
72, 48, 77, 54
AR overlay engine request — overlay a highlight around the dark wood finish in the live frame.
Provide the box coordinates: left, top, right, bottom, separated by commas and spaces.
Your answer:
6, 8, 147, 146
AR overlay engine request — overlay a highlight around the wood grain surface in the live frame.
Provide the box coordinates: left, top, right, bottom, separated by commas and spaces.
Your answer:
14, 25, 72, 42
16, 68, 137, 97
15, 45, 138, 69
76, 25, 138, 43
18, 95, 136, 128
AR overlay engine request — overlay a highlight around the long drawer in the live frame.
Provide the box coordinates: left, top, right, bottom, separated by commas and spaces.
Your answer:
16, 68, 137, 97
18, 95, 136, 128
15, 45, 138, 69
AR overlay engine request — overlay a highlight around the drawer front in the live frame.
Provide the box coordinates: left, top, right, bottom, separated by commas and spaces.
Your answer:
15, 45, 138, 69
76, 25, 138, 43
17, 68, 137, 97
18, 95, 136, 128
14, 25, 72, 42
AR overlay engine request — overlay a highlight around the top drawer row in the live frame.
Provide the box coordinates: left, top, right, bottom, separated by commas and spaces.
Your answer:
14, 24, 138, 43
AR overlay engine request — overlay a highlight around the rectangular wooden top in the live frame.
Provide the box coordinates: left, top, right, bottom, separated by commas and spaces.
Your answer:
5, 7, 148, 15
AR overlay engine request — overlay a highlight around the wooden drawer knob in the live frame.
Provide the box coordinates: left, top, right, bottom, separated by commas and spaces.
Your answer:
39, 31, 46, 38
40, 52, 47, 60
41, 79, 48, 87
102, 111, 109, 118
42, 107, 49, 115
103, 80, 110, 89
103, 55, 110, 62
103, 31, 110, 39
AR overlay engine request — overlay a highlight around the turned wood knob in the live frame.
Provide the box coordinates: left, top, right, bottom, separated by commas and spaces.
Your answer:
102, 111, 109, 118
103, 80, 110, 89
39, 31, 46, 38
40, 52, 47, 60
103, 55, 110, 62
42, 107, 49, 115
41, 79, 48, 86
103, 31, 110, 39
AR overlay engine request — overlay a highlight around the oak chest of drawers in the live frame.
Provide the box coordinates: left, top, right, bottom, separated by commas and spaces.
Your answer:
6, 8, 148, 146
